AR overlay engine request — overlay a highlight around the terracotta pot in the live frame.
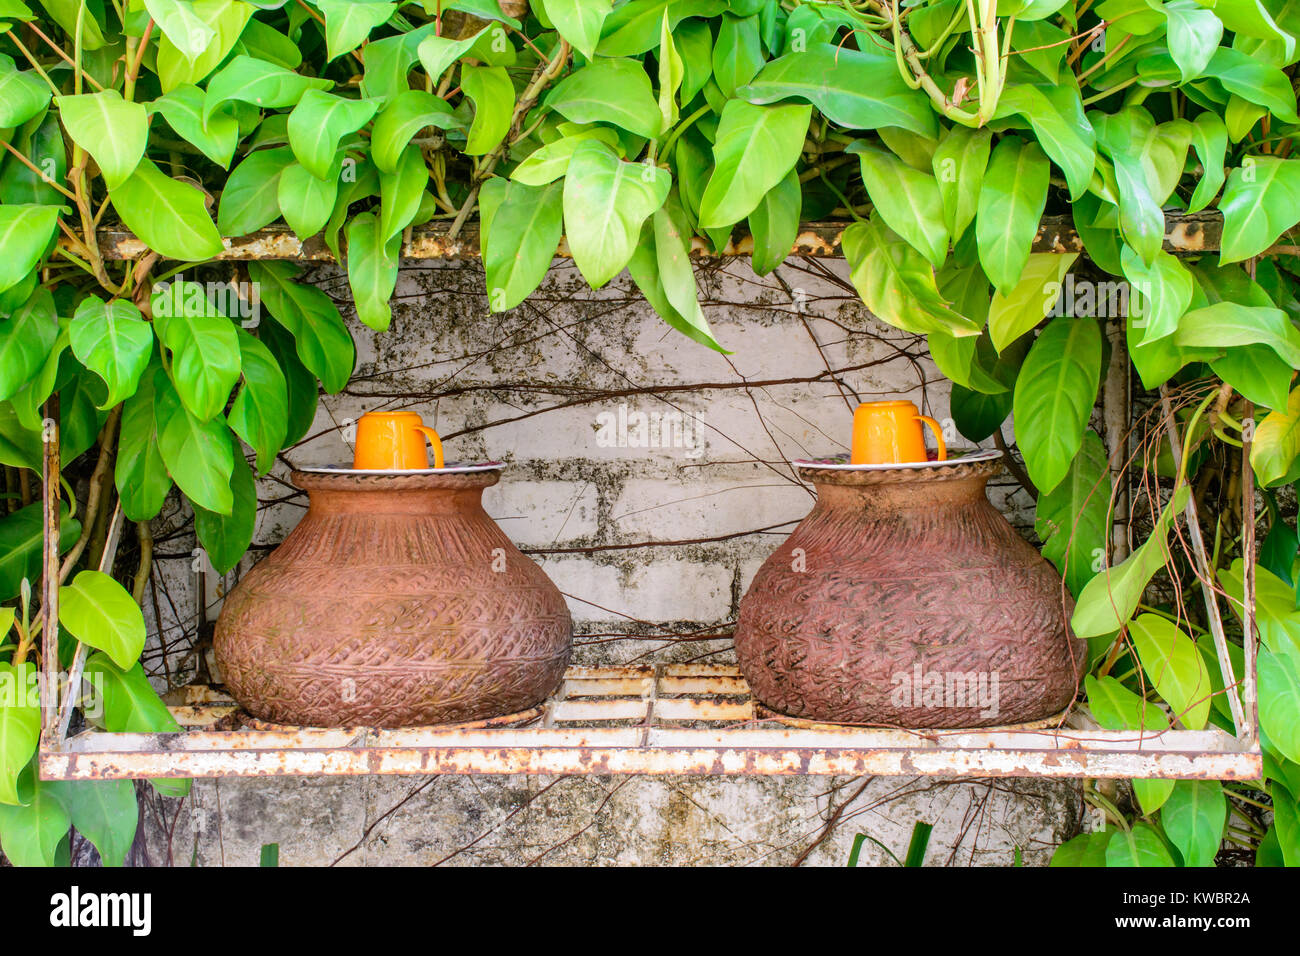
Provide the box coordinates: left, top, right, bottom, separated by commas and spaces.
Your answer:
734, 458, 1083, 727
214, 469, 571, 727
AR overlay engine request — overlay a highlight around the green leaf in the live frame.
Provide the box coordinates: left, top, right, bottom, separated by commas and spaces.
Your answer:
1105, 823, 1176, 866
358, 24, 440, 105
259, 319, 317, 447
149, 84, 240, 168
68, 296, 154, 410
278, 160, 339, 240
286, 90, 378, 181
1259, 643, 1300, 763
0, 287, 58, 402
0, 111, 67, 207
1013, 315, 1102, 494
1252, 387, 1300, 485
194, 439, 256, 575
378, 143, 426, 242
931, 125, 991, 241
82, 653, 179, 735
1087, 674, 1171, 732
1050, 831, 1111, 866
747, 168, 800, 276
0, 205, 60, 294
109, 159, 223, 261
1175, 301, 1300, 367
480, 177, 563, 312
1036, 429, 1112, 598
58, 570, 146, 670
0, 53, 50, 128
0, 774, 70, 865
1164, 0, 1222, 82
115, 366, 173, 522
218, 146, 292, 237
345, 210, 401, 331
1206, 47, 1299, 124
545, 57, 663, 140
698, 100, 810, 228
154, 0, 252, 90
1218, 155, 1300, 263
370, 90, 462, 175
1120, 248, 1193, 344
144, 0, 216, 61
250, 262, 355, 393
843, 217, 982, 337
0, 661, 39, 805
153, 368, 235, 514
61, 779, 137, 867
627, 219, 724, 350
539, 0, 612, 59
1187, 112, 1227, 213
161, 307, 241, 423
414, 26, 487, 82
848, 141, 948, 268
738, 42, 936, 139
976, 137, 1050, 294
562, 140, 670, 288
510, 127, 620, 185
55, 90, 148, 190
1072, 484, 1189, 638
653, 192, 719, 348
316, 0, 397, 60
228, 329, 287, 475
461, 64, 515, 156
993, 83, 1095, 201
1129, 613, 1212, 729
1161, 780, 1225, 867
985, 253, 1076, 353
657, 10, 682, 128
0, 500, 79, 601
203, 55, 332, 123
712, 12, 763, 98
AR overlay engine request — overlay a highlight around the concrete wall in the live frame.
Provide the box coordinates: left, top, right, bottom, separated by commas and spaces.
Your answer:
138, 255, 1081, 866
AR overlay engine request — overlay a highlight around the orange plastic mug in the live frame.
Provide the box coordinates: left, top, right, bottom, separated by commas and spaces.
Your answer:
352, 411, 445, 470
850, 400, 946, 465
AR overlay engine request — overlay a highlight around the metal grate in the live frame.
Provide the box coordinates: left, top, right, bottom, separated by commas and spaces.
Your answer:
38, 664, 1260, 781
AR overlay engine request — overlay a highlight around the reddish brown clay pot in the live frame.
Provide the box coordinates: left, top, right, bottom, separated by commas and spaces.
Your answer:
214, 469, 571, 727
734, 458, 1083, 728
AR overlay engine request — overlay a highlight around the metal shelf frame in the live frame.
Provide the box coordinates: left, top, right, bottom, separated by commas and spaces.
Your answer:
34, 216, 1262, 783
38, 664, 1260, 781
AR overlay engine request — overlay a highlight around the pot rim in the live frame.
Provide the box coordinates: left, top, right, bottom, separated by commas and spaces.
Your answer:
797, 457, 1004, 486
289, 469, 501, 491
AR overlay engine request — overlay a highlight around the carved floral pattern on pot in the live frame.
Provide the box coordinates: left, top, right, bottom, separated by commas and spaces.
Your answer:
214, 470, 571, 728
734, 459, 1084, 728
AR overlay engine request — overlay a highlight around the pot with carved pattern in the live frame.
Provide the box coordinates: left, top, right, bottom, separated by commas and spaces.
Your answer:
214, 466, 571, 727
734, 453, 1083, 728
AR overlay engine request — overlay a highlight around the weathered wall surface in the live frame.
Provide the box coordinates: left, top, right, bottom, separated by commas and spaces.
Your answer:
139, 255, 1081, 866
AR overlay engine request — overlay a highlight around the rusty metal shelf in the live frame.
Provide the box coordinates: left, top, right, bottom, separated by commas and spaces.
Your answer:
38, 663, 1261, 782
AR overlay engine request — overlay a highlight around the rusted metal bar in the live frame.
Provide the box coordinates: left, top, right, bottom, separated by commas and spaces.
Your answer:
91, 212, 1226, 262
1240, 401, 1259, 746
37, 663, 1260, 780
38, 728, 1260, 780
39, 398, 60, 744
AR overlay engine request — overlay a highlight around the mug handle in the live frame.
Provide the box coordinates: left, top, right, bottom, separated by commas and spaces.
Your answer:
414, 426, 445, 469
915, 415, 947, 461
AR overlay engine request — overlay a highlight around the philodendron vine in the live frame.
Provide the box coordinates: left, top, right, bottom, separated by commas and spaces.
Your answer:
0, 0, 1297, 867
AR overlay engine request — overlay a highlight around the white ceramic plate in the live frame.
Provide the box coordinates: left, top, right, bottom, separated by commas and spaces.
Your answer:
792, 449, 1003, 471
295, 461, 505, 475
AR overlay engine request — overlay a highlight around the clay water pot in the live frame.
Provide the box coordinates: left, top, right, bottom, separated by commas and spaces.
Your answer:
214, 469, 571, 727
734, 457, 1083, 728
